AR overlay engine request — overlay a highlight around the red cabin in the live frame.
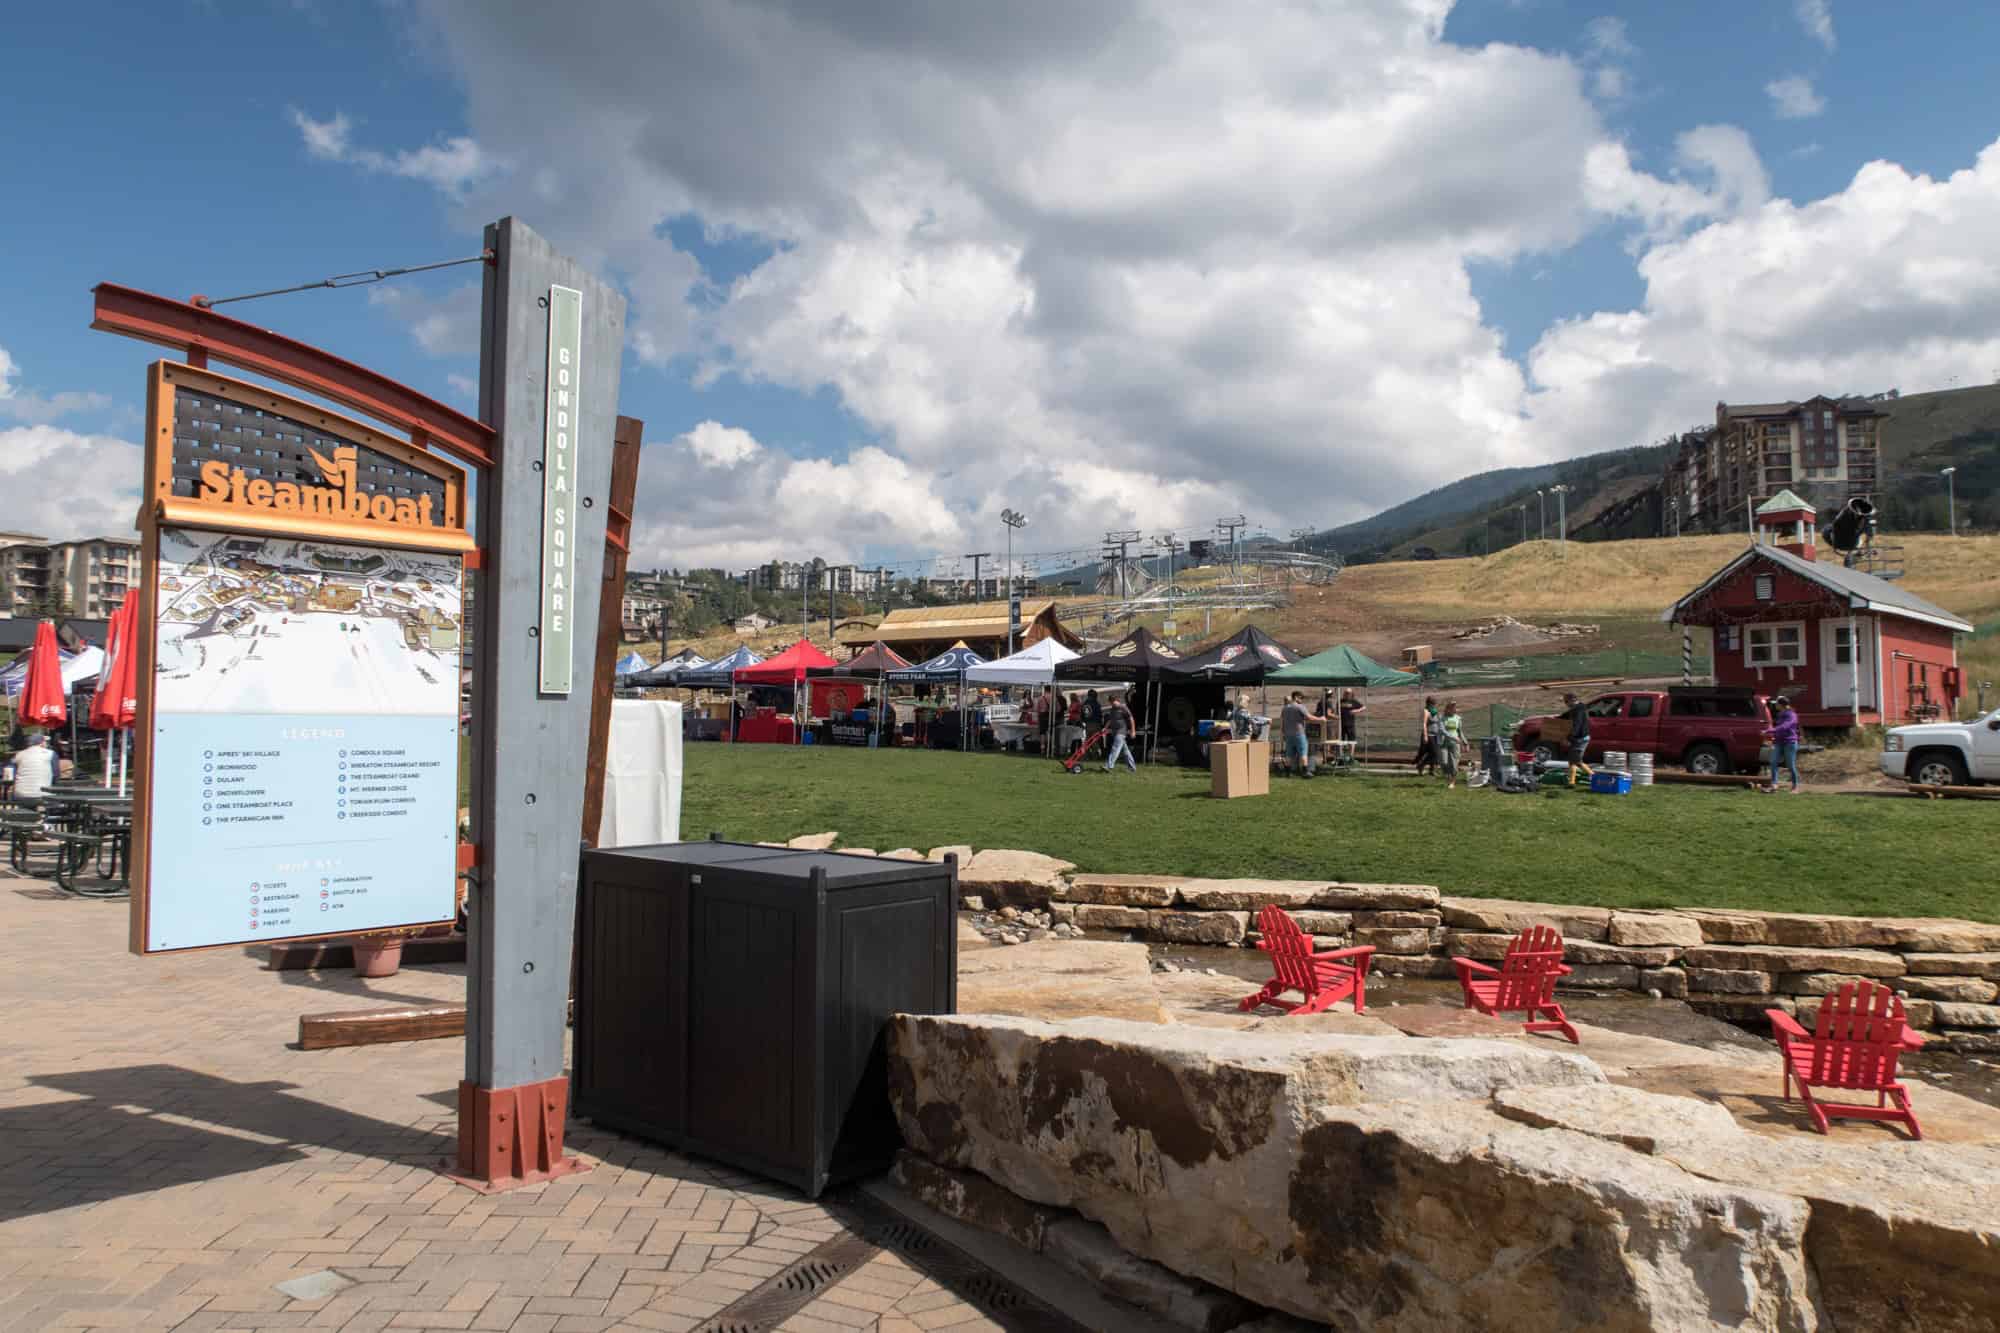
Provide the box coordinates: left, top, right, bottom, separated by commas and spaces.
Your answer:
1664, 491, 1970, 729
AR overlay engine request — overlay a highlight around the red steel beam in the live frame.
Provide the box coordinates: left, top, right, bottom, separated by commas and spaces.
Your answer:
91, 282, 496, 470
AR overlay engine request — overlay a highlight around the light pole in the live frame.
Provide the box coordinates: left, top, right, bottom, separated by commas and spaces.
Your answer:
1518, 504, 1527, 546
1001, 508, 1027, 653
1535, 489, 1546, 540
1942, 467, 1958, 536
1551, 484, 1569, 549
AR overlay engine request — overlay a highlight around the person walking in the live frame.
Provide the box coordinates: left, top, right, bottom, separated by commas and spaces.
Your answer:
1414, 695, 1441, 775
1439, 700, 1466, 789
1562, 691, 1595, 786
1279, 691, 1325, 778
1765, 695, 1802, 793
1102, 692, 1139, 773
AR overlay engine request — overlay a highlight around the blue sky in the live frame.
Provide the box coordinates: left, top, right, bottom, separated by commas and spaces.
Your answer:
4, 1, 1998, 570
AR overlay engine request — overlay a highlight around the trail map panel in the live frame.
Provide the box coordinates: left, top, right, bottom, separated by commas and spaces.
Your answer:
142, 527, 461, 952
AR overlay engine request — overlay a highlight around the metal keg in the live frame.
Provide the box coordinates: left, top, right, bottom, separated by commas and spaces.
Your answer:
1629, 752, 1655, 786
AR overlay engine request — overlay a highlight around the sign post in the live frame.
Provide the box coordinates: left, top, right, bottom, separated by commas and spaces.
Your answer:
459, 218, 626, 1188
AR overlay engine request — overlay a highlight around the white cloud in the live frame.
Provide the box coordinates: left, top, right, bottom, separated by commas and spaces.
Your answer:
367, 282, 481, 358
1794, 0, 1836, 51
0, 343, 112, 424
630, 422, 965, 569
1765, 75, 1826, 120
1583, 17, 1634, 59
1526, 140, 2000, 456
326, 3, 2000, 570
287, 108, 498, 194
0, 425, 143, 541
1580, 16, 1634, 103
1583, 125, 1771, 241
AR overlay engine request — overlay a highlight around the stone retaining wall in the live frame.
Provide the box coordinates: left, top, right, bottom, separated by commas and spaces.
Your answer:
1020, 865, 2000, 1053
809, 839, 2000, 1054
932, 852, 2000, 1048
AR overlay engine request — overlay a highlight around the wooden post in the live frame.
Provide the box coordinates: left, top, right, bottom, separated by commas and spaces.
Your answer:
581, 416, 644, 845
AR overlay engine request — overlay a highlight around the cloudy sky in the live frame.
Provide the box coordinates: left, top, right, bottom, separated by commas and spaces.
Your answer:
6, 1, 2000, 576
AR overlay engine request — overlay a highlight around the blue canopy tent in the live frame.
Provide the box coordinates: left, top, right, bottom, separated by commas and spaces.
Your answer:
613, 651, 652, 677
665, 645, 765, 741
624, 646, 708, 689
885, 642, 986, 749
669, 644, 763, 690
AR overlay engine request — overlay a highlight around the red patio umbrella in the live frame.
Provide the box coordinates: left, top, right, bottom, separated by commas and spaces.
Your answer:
17, 620, 67, 727
89, 594, 141, 790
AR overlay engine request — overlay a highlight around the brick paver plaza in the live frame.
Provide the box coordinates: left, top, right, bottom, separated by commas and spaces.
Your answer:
0, 870, 1003, 1331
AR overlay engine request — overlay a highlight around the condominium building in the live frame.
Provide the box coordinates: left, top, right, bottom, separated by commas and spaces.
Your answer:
1665, 396, 1885, 533
0, 534, 141, 618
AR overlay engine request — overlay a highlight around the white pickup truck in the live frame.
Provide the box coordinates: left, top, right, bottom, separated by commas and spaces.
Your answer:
1880, 708, 2000, 786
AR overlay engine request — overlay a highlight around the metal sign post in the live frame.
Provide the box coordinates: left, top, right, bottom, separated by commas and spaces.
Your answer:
457, 218, 626, 1189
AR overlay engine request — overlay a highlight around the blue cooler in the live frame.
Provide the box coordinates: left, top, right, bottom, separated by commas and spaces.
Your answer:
1589, 771, 1632, 795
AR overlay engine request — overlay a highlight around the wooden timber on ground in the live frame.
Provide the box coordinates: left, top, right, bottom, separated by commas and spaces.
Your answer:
299, 1002, 466, 1050
1651, 771, 1765, 789
1906, 784, 2000, 801
268, 935, 466, 971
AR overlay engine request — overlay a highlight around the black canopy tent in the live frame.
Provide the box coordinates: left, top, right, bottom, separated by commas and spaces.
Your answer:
1165, 625, 1299, 683
1059, 627, 1189, 762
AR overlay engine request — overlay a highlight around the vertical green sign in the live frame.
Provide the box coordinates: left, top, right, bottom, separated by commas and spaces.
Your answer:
539, 284, 583, 694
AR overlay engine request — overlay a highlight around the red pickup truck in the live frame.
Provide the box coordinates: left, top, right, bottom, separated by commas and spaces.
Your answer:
1512, 687, 1773, 775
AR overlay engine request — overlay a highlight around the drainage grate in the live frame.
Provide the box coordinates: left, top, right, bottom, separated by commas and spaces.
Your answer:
692, 1187, 1085, 1333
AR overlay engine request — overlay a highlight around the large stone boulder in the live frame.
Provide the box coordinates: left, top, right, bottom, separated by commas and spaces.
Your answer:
1176, 879, 1323, 911
889, 1015, 1825, 1329
1061, 873, 1184, 907
1684, 944, 1904, 978
959, 848, 1075, 906
1608, 911, 1704, 948
1440, 897, 1613, 941
957, 940, 1169, 1024
1905, 952, 2000, 979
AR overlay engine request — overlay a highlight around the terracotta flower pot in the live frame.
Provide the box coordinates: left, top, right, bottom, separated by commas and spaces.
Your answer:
351, 938, 404, 978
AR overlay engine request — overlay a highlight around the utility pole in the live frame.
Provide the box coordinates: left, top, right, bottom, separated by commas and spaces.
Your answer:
800, 563, 808, 629
1216, 514, 1246, 584
1102, 530, 1139, 599
1153, 533, 1182, 590
963, 551, 991, 601
1000, 509, 1027, 653
1942, 466, 1958, 536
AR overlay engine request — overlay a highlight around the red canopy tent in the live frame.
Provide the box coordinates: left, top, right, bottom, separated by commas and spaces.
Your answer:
17, 620, 67, 727
733, 639, 839, 744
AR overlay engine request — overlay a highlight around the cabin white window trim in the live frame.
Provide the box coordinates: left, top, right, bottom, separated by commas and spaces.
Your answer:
1745, 620, 1807, 668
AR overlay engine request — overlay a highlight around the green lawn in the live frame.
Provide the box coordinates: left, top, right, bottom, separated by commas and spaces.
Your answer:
681, 745, 2000, 922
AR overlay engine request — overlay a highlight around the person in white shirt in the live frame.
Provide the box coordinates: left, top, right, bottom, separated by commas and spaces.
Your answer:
13, 731, 54, 804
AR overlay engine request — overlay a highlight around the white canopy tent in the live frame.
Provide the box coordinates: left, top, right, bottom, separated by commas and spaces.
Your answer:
962, 638, 1079, 688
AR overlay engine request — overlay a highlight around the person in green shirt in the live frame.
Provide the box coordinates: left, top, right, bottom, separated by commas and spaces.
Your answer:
1439, 700, 1466, 789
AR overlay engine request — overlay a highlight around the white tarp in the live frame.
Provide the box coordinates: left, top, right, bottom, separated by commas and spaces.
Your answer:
596, 699, 683, 849
962, 638, 1079, 687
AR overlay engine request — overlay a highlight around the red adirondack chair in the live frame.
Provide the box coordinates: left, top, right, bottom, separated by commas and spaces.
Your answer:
1452, 924, 1578, 1043
1239, 905, 1376, 1016
1767, 981, 1925, 1139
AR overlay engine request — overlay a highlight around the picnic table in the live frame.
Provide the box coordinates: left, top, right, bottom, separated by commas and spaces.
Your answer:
8, 789, 132, 895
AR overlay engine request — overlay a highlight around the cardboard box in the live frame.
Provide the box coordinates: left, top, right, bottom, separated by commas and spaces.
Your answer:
1211, 740, 1270, 798
1244, 740, 1270, 795
1210, 739, 1245, 797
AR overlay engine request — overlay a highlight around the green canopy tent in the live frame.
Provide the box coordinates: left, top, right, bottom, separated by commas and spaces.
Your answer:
1265, 645, 1419, 761
1265, 645, 1421, 688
